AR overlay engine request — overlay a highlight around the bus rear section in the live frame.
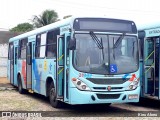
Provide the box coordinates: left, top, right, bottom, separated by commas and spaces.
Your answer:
7, 17, 140, 108
139, 25, 160, 100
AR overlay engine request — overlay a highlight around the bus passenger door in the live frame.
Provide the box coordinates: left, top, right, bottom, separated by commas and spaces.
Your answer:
143, 38, 156, 97
10, 45, 14, 84
26, 42, 32, 89
65, 35, 70, 101
13, 46, 18, 86
56, 35, 65, 99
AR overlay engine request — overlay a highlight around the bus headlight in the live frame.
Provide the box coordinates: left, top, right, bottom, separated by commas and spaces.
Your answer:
127, 78, 140, 90
72, 78, 91, 91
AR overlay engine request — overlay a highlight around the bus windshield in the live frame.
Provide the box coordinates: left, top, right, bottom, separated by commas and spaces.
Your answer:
73, 33, 139, 74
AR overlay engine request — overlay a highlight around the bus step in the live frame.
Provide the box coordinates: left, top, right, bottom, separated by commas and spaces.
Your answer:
28, 89, 34, 93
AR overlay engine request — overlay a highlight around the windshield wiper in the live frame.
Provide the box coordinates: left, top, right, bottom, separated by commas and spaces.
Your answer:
113, 33, 126, 48
89, 31, 105, 60
89, 31, 103, 49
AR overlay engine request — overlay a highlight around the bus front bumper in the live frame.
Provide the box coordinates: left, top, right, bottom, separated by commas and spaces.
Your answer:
69, 87, 140, 105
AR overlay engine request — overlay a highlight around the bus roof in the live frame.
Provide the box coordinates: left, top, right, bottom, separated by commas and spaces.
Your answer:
9, 16, 136, 42
9, 16, 74, 42
138, 22, 160, 31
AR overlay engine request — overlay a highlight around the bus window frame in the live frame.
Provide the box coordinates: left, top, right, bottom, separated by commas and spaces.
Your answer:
27, 42, 32, 65
8, 42, 13, 60
19, 38, 28, 60
35, 32, 47, 59
45, 28, 60, 59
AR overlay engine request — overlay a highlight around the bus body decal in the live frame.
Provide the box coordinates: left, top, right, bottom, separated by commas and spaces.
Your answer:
129, 74, 136, 81
22, 60, 26, 85
33, 59, 41, 92
122, 74, 130, 80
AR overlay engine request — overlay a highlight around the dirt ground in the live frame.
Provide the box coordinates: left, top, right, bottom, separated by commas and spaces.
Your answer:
0, 77, 12, 88
0, 77, 9, 84
0, 77, 160, 119
0, 77, 56, 111
0, 90, 56, 111
0, 77, 159, 111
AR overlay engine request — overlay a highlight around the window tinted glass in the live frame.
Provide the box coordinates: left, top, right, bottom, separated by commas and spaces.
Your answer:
35, 33, 47, 58
8, 42, 13, 60
19, 38, 28, 59
46, 29, 59, 58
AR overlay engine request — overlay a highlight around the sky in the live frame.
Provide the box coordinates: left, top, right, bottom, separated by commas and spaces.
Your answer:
1, 0, 160, 30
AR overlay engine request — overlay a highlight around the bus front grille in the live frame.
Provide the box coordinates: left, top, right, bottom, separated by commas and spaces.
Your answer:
96, 94, 120, 99
87, 78, 128, 85
93, 87, 123, 91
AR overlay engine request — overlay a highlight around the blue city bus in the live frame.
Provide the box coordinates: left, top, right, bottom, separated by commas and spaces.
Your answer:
7, 16, 140, 108
138, 24, 160, 100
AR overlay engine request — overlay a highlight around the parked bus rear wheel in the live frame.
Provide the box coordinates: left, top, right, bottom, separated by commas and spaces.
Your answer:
18, 75, 25, 94
49, 82, 62, 108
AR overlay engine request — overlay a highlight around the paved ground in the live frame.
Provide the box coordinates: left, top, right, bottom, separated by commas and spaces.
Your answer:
0, 77, 160, 119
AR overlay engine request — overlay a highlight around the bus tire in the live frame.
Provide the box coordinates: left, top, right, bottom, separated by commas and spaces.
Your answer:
18, 75, 25, 94
49, 82, 62, 108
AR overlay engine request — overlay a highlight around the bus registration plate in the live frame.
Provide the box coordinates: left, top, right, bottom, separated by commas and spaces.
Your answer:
128, 94, 138, 100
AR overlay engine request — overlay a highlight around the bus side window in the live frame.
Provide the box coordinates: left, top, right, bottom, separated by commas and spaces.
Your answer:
19, 38, 28, 59
8, 43, 13, 60
35, 33, 47, 58
46, 29, 60, 58
35, 34, 41, 58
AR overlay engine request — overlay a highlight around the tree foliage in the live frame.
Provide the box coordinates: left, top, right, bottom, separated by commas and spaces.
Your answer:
32, 9, 58, 28
10, 23, 33, 33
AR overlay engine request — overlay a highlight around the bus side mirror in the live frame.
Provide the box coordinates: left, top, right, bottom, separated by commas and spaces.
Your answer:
68, 38, 76, 50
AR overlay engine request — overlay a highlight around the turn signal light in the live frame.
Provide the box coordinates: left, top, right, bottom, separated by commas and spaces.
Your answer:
72, 78, 77, 81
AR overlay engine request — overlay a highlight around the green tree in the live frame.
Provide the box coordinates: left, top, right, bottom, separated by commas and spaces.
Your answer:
32, 9, 58, 28
10, 23, 33, 33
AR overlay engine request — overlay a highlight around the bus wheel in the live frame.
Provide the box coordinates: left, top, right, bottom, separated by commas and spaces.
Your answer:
49, 82, 62, 108
18, 76, 25, 94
